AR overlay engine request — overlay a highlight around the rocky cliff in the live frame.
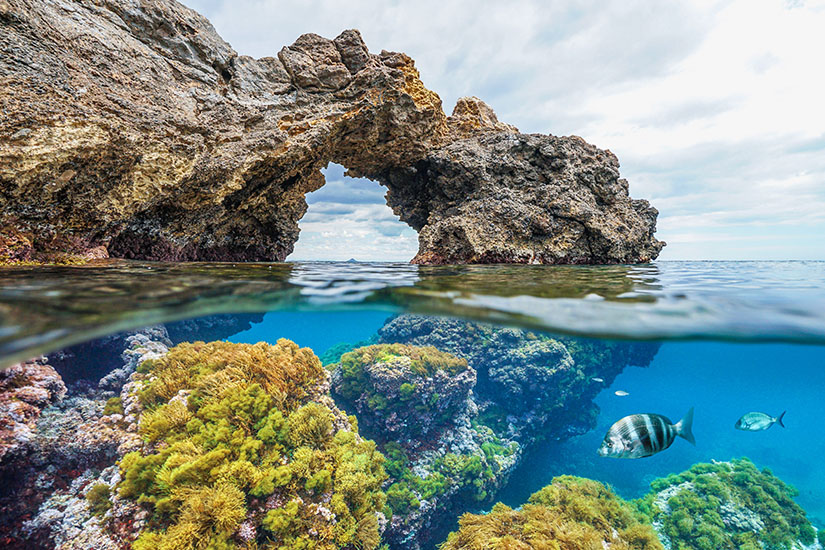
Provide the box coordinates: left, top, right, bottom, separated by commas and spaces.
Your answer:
0, 0, 663, 264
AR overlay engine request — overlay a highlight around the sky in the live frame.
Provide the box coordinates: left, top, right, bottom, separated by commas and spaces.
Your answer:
185, 0, 825, 261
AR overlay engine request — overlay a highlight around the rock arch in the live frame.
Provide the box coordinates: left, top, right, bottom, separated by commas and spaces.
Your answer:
0, 0, 663, 264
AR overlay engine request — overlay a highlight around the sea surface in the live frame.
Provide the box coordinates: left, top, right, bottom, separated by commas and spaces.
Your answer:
1, 260, 824, 547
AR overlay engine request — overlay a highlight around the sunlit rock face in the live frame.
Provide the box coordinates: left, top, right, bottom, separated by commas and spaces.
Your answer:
0, 0, 663, 264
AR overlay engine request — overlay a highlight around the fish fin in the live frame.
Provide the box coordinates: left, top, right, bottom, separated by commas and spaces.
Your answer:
777, 411, 786, 428
675, 407, 695, 445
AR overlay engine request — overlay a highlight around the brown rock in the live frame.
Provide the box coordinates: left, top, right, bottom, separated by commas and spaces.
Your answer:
0, 358, 66, 465
0, 0, 663, 264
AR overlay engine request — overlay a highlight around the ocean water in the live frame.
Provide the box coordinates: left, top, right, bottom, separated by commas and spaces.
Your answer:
1, 260, 824, 549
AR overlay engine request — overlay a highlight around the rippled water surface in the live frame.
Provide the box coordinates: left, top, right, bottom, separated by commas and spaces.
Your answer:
1, 260, 824, 369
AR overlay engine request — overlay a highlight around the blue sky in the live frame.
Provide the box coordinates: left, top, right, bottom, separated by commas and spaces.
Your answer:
186, 0, 825, 261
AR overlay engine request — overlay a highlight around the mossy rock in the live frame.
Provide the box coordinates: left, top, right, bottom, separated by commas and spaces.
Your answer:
645, 458, 817, 550
118, 339, 387, 550
440, 476, 662, 550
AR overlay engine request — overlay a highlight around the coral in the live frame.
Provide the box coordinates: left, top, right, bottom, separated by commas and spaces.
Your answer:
440, 476, 662, 550
643, 458, 819, 550
117, 339, 387, 549
0, 0, 661, 265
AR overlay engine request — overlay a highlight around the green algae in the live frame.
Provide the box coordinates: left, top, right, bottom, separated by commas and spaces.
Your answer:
103, 396, 123, 415
117, 340, 387, 550
642, 458, 817, 550
440, 476, 662, 550
86, 483, 112, 517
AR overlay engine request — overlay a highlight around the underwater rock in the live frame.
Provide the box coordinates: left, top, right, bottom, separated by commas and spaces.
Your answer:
107, 340, 387, 549
378, 314, 660, 440
441, 475, 663, 550
48, 326, 171, 386
0, 0, 662, 264
644, 458, 821, 550
331, 344, 475, 441
352, 315, 658, 548
164, 313, 265, 344
0, 332, 162, 548
329, 343, 520, 549
0, 358, 66, 467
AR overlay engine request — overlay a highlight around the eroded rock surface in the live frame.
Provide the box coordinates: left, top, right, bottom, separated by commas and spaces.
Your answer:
0, 0, 663, 264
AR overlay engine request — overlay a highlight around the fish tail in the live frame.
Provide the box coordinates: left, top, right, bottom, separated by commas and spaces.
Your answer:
777, 411, 786, 428
675, 407, 696, 445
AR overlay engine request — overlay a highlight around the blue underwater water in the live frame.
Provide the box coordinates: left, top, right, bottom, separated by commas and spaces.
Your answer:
498, 340, 825, 526
229, 310, 392, 356
221, 309, 825, 540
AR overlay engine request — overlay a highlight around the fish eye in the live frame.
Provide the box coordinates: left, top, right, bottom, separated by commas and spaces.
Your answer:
607, 442, 613, 447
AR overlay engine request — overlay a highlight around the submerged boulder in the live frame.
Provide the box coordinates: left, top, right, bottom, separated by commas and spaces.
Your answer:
329, 343, 519, 550
0, 0, 663, 264
331, 343, 475, 441
378, 314, 661, 440
0, 358, 66, 467
644, 458, 821, 550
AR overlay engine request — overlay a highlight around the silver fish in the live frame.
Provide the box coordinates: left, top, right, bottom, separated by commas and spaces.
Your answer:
735, 411, 785, 431
614, 390, 629, 396
598, 408, 695, 459
592, 377, 604, 383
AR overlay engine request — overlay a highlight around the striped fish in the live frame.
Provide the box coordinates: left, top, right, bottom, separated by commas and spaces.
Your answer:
597, 408, 695, 459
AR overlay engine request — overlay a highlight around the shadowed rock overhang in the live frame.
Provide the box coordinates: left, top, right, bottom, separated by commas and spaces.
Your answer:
0, 0, 664, 264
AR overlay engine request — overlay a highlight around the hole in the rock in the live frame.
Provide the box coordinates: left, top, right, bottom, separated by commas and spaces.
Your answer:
288, 163, 418, 262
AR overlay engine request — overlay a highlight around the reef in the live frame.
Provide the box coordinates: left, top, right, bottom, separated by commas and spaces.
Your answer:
0, 337, 151, 549
640, 458, 821, 550
377, 314, 660, 442
329, 343, 519, 549
4, 323, 823, 550
332, 344, 474, 441
322, 316, 660, 549
441, 475, 663, 550
54, 340, 385, 550
0, 0, 662, 265
0, 358, 66, 468
444, 460, 824, 550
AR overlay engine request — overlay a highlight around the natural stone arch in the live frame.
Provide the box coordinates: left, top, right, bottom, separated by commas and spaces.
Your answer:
0, 0, 663, 264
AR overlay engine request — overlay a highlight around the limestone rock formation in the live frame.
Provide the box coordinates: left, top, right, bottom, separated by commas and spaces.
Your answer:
378, 314, 661, 440
0, 0, 663, 264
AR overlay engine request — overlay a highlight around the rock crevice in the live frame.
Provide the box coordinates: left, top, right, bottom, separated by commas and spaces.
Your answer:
0, 0, 663, 264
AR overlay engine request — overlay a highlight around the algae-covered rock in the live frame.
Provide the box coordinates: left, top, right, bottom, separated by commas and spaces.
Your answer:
114, 340, 387, 550
378, 314, 660, 440
330, 343, 518, 549
642, 458, 820, 550
332, 343, 473, 441
441, 475, 663, 550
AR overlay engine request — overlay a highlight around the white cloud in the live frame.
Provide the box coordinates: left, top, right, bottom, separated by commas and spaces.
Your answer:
185, 0, 825, 260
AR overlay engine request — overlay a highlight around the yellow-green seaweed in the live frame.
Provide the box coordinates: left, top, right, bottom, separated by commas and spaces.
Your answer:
118, 340, 387, 550
440, 475, 662, 550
